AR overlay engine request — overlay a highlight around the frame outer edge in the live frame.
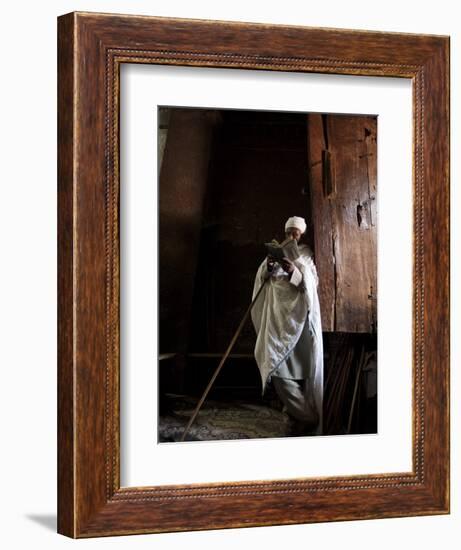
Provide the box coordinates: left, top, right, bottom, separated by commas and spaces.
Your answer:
73, 11, 111, 537
422, 38, 450, 511
57, 12, 77, 538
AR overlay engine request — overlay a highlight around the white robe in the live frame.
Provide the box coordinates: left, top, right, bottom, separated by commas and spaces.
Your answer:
251, 244, 324, 424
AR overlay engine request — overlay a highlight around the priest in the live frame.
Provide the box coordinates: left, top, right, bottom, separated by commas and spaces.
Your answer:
251, 216, 324, 435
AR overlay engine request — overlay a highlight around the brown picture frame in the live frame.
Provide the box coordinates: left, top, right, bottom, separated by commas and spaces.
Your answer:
57, 11, 450, 538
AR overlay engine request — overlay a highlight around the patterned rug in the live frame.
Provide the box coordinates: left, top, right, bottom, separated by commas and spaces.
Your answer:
158, 394, 296, 442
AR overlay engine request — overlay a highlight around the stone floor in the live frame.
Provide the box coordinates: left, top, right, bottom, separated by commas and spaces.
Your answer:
158, 393, 299, 442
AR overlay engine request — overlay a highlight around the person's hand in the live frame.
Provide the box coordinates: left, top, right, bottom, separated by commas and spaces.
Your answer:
280, 256, 294, 274
267, 255, 276, 272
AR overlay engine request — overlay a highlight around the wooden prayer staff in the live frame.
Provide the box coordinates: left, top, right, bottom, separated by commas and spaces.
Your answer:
180, 237, 293, 442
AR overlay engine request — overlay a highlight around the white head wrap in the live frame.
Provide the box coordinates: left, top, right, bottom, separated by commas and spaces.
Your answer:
285, 216, 307, 234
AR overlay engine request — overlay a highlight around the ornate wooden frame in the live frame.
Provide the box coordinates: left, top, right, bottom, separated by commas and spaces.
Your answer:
57, 12, 450, 538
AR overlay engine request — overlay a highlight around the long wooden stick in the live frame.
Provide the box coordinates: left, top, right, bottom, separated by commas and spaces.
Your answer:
179, 275, 270, 441
346, 346, 366, 434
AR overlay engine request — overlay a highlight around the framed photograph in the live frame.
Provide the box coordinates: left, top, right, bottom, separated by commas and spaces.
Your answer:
58, 12, 449, 537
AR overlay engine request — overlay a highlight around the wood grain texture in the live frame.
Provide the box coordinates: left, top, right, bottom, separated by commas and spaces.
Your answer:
57, 11, 450, 538
308, 114, 377, 333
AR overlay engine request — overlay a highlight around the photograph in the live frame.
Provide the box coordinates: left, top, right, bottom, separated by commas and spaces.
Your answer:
157, 106, 378, 442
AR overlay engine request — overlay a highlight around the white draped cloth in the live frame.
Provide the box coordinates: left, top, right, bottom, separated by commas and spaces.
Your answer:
251, 244, 324, 426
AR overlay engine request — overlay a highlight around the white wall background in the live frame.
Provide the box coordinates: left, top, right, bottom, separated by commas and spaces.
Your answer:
0, 1, 457, 548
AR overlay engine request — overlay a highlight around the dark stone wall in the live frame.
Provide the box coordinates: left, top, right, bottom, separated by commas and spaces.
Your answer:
158, 108, 218, 354
188, 109, 312, 355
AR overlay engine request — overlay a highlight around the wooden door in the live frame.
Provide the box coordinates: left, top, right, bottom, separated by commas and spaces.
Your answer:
308, 114, 377, 333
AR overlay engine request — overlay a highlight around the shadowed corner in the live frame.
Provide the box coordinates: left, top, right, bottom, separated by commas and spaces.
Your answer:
25, 514, 57, 532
